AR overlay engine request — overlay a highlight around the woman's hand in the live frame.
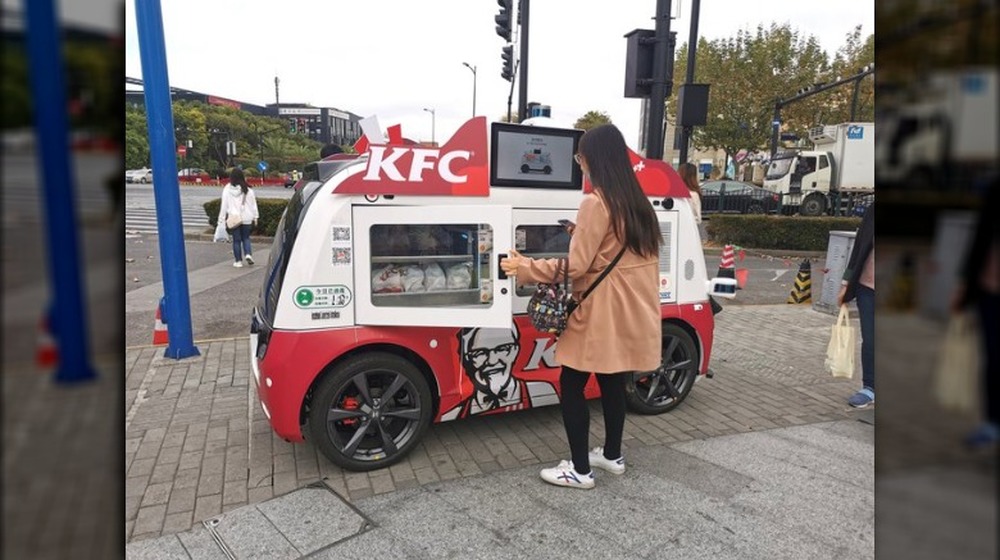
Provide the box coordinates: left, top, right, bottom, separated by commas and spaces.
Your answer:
500, 249, 526, 276
837, 284, 847, 306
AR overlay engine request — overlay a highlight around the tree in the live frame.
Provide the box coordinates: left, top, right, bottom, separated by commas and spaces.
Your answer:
125, 105, 149, 169
574, 110, 612, 130
667, 22, 872, 160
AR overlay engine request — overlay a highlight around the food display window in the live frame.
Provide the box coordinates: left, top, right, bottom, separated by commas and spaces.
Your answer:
353, 205, 513, 328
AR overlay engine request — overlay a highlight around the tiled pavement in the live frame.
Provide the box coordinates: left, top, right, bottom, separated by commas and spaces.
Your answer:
124, 304, 874, 543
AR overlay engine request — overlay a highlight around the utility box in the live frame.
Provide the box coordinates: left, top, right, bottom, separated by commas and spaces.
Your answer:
814, 230, 856, 315
921, 211, 976, 320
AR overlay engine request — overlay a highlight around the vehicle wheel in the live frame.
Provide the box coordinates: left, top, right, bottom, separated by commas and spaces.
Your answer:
307, 353, 433, 471
799, 194, 826, 217
543, 166, 552, 174
745, 202, 765, 214
521, 164, 530, 173
625, 323, 698, 414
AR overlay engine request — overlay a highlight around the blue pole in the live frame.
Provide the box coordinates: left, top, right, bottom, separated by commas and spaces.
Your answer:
134, 0, 199, 359
23, 0, 96, 383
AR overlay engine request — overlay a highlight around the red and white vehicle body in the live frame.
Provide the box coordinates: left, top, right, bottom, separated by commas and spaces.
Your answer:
250, 117, 735, 471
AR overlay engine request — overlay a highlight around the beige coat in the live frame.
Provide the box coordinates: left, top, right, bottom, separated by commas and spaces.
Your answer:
516, 193, 662, 374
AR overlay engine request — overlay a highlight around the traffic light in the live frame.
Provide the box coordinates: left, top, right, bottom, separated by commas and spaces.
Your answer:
501, 45, 514, 82
289, 118, 297, 133
495, 0, 512, 42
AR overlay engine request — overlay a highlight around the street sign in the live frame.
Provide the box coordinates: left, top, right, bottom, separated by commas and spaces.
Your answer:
177, 145, 187, 156
257, 161, 268, 172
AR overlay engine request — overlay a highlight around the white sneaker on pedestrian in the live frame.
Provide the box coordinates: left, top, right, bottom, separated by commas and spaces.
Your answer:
245, 255, 254, 265
233, 261, 243, 268
539, 460, 594, 489
589, 447, 626, 475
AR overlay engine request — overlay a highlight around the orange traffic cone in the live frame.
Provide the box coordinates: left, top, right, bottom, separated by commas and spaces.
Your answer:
36, 315, 58, 369
735, 268, 749, 289
152, 304, 169, 345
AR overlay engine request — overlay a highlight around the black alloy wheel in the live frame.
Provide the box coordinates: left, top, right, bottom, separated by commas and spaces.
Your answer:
625, 323, 698, 414
307, 353, 432, 471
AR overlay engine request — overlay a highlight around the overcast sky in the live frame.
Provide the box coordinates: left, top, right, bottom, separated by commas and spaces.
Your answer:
121, 0, 872, 149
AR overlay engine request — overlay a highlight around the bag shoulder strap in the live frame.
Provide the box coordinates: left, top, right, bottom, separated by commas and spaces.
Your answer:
579, 245, 628, 303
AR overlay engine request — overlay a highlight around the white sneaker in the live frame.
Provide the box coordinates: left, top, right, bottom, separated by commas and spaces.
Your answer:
233, 261, 243, 268
245, 255, 254, 265
589, 447, 626, 475
539, 460, 594, 489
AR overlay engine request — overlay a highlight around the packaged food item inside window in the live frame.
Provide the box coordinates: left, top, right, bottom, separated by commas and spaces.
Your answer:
372, 264, 403, 293
422, 262, 446, 291
400, 265, 426, 292
446, 262, 473, 290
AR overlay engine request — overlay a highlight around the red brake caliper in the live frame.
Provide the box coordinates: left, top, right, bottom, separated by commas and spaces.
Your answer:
340, 396, 360, 427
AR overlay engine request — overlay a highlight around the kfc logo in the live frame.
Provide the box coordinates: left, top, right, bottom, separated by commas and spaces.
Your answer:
336, 116, 489, 196
364, 146, 472, 183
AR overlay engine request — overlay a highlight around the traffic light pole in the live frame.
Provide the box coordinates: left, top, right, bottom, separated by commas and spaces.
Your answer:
676, 0, 701, 165
517, 0, 529, 122
768, 65, 874, 157
644, 0, 672, 160
507, 61, 519, 122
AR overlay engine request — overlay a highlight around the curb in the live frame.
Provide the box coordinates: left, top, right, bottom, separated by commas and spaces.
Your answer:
185, 231, 275, 243
702, 245, 826, 259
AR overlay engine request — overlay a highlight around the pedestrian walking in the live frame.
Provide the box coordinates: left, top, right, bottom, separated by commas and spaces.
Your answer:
219, 168, 259, 268
500, 124, 662, 489
677, 162, 702, 223
951, 180, 999, 447
838, 204, 874, 407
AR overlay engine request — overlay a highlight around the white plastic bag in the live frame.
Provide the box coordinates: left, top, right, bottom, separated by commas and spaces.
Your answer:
446, 262, 473, 290
372, 264, 403, 293
400, 265, 426, 292
213, 221, 229, 242
825, 305, 856, 379
934, 313, 980, 413
423, 262, 446, 291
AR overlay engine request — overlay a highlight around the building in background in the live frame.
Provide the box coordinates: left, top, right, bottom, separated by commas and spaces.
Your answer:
125, 82, 362, 147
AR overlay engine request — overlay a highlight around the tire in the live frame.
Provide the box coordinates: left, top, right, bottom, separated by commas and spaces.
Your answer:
521, 164, 530, 173
745, 202, 765, 214
307, 353, 433, 471
543, 166, 552, 174
625, 323, 699, 414
799, 194, 827, 217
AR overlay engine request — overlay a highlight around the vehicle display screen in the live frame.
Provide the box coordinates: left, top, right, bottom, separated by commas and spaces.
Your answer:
490, 122, 583, 189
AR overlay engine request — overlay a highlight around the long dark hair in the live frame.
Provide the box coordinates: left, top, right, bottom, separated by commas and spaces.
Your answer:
677, 162, 701, 196
577, 124, 661, 258
229, 168, 249, 194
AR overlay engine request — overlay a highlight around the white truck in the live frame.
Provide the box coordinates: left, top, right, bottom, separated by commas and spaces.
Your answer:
763, 122, 875, 216
876, 68, 997, 190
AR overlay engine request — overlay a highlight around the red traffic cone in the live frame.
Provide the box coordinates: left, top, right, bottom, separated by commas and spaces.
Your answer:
152, 305, 169, 345
36, 315, 58, 369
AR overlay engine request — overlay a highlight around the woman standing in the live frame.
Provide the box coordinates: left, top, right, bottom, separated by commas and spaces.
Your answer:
952, 181, 999, 447
219, 168, 259, 267
838, 204, 874, 407
500, 124, 662, 489
677, 162, 702, 223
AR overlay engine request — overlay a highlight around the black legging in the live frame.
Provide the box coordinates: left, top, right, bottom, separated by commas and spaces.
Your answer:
560, 366, 628, 474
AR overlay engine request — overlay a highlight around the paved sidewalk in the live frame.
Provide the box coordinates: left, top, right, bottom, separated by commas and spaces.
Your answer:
124, 304, 866, 544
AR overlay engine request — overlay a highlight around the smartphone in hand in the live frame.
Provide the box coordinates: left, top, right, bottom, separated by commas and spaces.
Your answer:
557, 219, 575, 229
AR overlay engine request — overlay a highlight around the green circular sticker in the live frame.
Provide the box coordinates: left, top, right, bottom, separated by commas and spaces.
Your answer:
295, 288, 314, 307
